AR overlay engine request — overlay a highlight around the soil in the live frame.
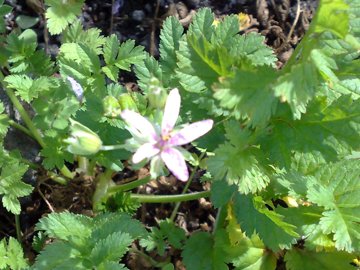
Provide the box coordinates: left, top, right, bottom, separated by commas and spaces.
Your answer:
0, 0, 318, 269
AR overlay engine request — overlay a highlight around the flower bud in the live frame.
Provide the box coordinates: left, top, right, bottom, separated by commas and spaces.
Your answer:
118, 93, 138, 111
64, 119, 103, 156
148, 77, 167, 109
103, 95, 122, 117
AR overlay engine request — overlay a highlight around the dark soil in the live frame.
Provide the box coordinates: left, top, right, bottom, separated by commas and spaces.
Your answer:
1, 0, 318, 269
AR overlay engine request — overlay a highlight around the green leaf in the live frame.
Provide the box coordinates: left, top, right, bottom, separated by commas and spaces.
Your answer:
306, 160, 360, 252
0, 159, 32, 214
210, 181, 236, 208
62, 21, 105, 55
45, 0, 85, 35
0, 237, 28, 270
285, 248, 354, 270
233, 194, 298, 251
213, 65, 277, 126
15, 15, 39, 29
140, 219, 186, 256
188, 8, 214, 41
207, 123, 271, 194
36, 211, 93, 242
5, 75, 55, 102
135, 53, 163, 92
312, 0, 349, 38
182, 232, 228, 270
90, 232, 133, 266
231, 233, 277, 270
32, 241, 84, 270
41, 136, 74, 170
115, 40, 145, 71
260, 96, 360, 168
159, 16, 183, 82
229, 32, 277, 67
0, 102, 9, 138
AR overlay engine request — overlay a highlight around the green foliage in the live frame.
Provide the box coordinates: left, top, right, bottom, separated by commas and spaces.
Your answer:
207, 122, 271, 194
140, 219, 186, 256
45, 0, 85, 35
0, 147, 33, 214
0, 102, 9, 139
182, 232, 228, 270
285, 248, 355, 270
33, 212, 147, 269
0, 0, 12, 34
0, 237, 28, 270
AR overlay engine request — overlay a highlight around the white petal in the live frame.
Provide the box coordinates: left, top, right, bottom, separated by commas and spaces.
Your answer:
162, 88, 181, 135
132, 143, 160, 164
121, 110, 157, 141
168, 119, 213, 146
161, 147, 189, 181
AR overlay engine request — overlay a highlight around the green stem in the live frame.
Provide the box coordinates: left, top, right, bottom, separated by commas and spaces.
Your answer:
78, 156, 91, 175
1, 82, 74, 180
131, 191, 210, 203
5, 88, 45, 147
170, 151, 206, 221
108, 176, 151, 194
47, 171, 68, 185
100, 144, 126, 151
212, 206, 227, 235
15, 214, 22, 243
8, 120, 34, 139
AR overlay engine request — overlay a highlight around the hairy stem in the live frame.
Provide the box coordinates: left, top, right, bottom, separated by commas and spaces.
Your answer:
8, 120, 34, 139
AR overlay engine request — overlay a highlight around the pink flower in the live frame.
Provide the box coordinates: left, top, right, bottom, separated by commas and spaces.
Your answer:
121, 88, 213, 181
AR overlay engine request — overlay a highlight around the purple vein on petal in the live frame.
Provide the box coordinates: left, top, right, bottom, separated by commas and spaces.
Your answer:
162, 88, 181, 135
132, 143, 160, 164
161, 147, 189, 181
121, 110, 157, 140
168, 119, 214, 146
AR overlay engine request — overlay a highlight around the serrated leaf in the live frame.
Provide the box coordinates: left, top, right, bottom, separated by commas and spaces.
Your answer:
0, 161, 32, 214
36, 211, 93, 242
0, 237, 28, 270
233, 194, 298, 251
32, 241, 84, 270
285, 248, 354, 270
306, 160, 360, 252
62, 21, 105, 55
0, 102, 9, 138
135, 53, 163, 92
188, 8, 214, 41
182, 232, 228, 270
207, 123, 271, 194
229, 33, 277, 67
90, 232, 133, 266
45, 0, 85, 35
115, 40, 145, 71
5, 75, 55, 102
159, 16, 183, 80
213, 65, 277, 126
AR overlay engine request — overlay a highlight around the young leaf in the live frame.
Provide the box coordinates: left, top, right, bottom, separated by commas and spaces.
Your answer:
135, 53, 163, 92
0, 155, 32, 214
188, 8, 214, 41
140, 219, 186, 256
0, 237, 28, 270
45, 0, 85, 35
